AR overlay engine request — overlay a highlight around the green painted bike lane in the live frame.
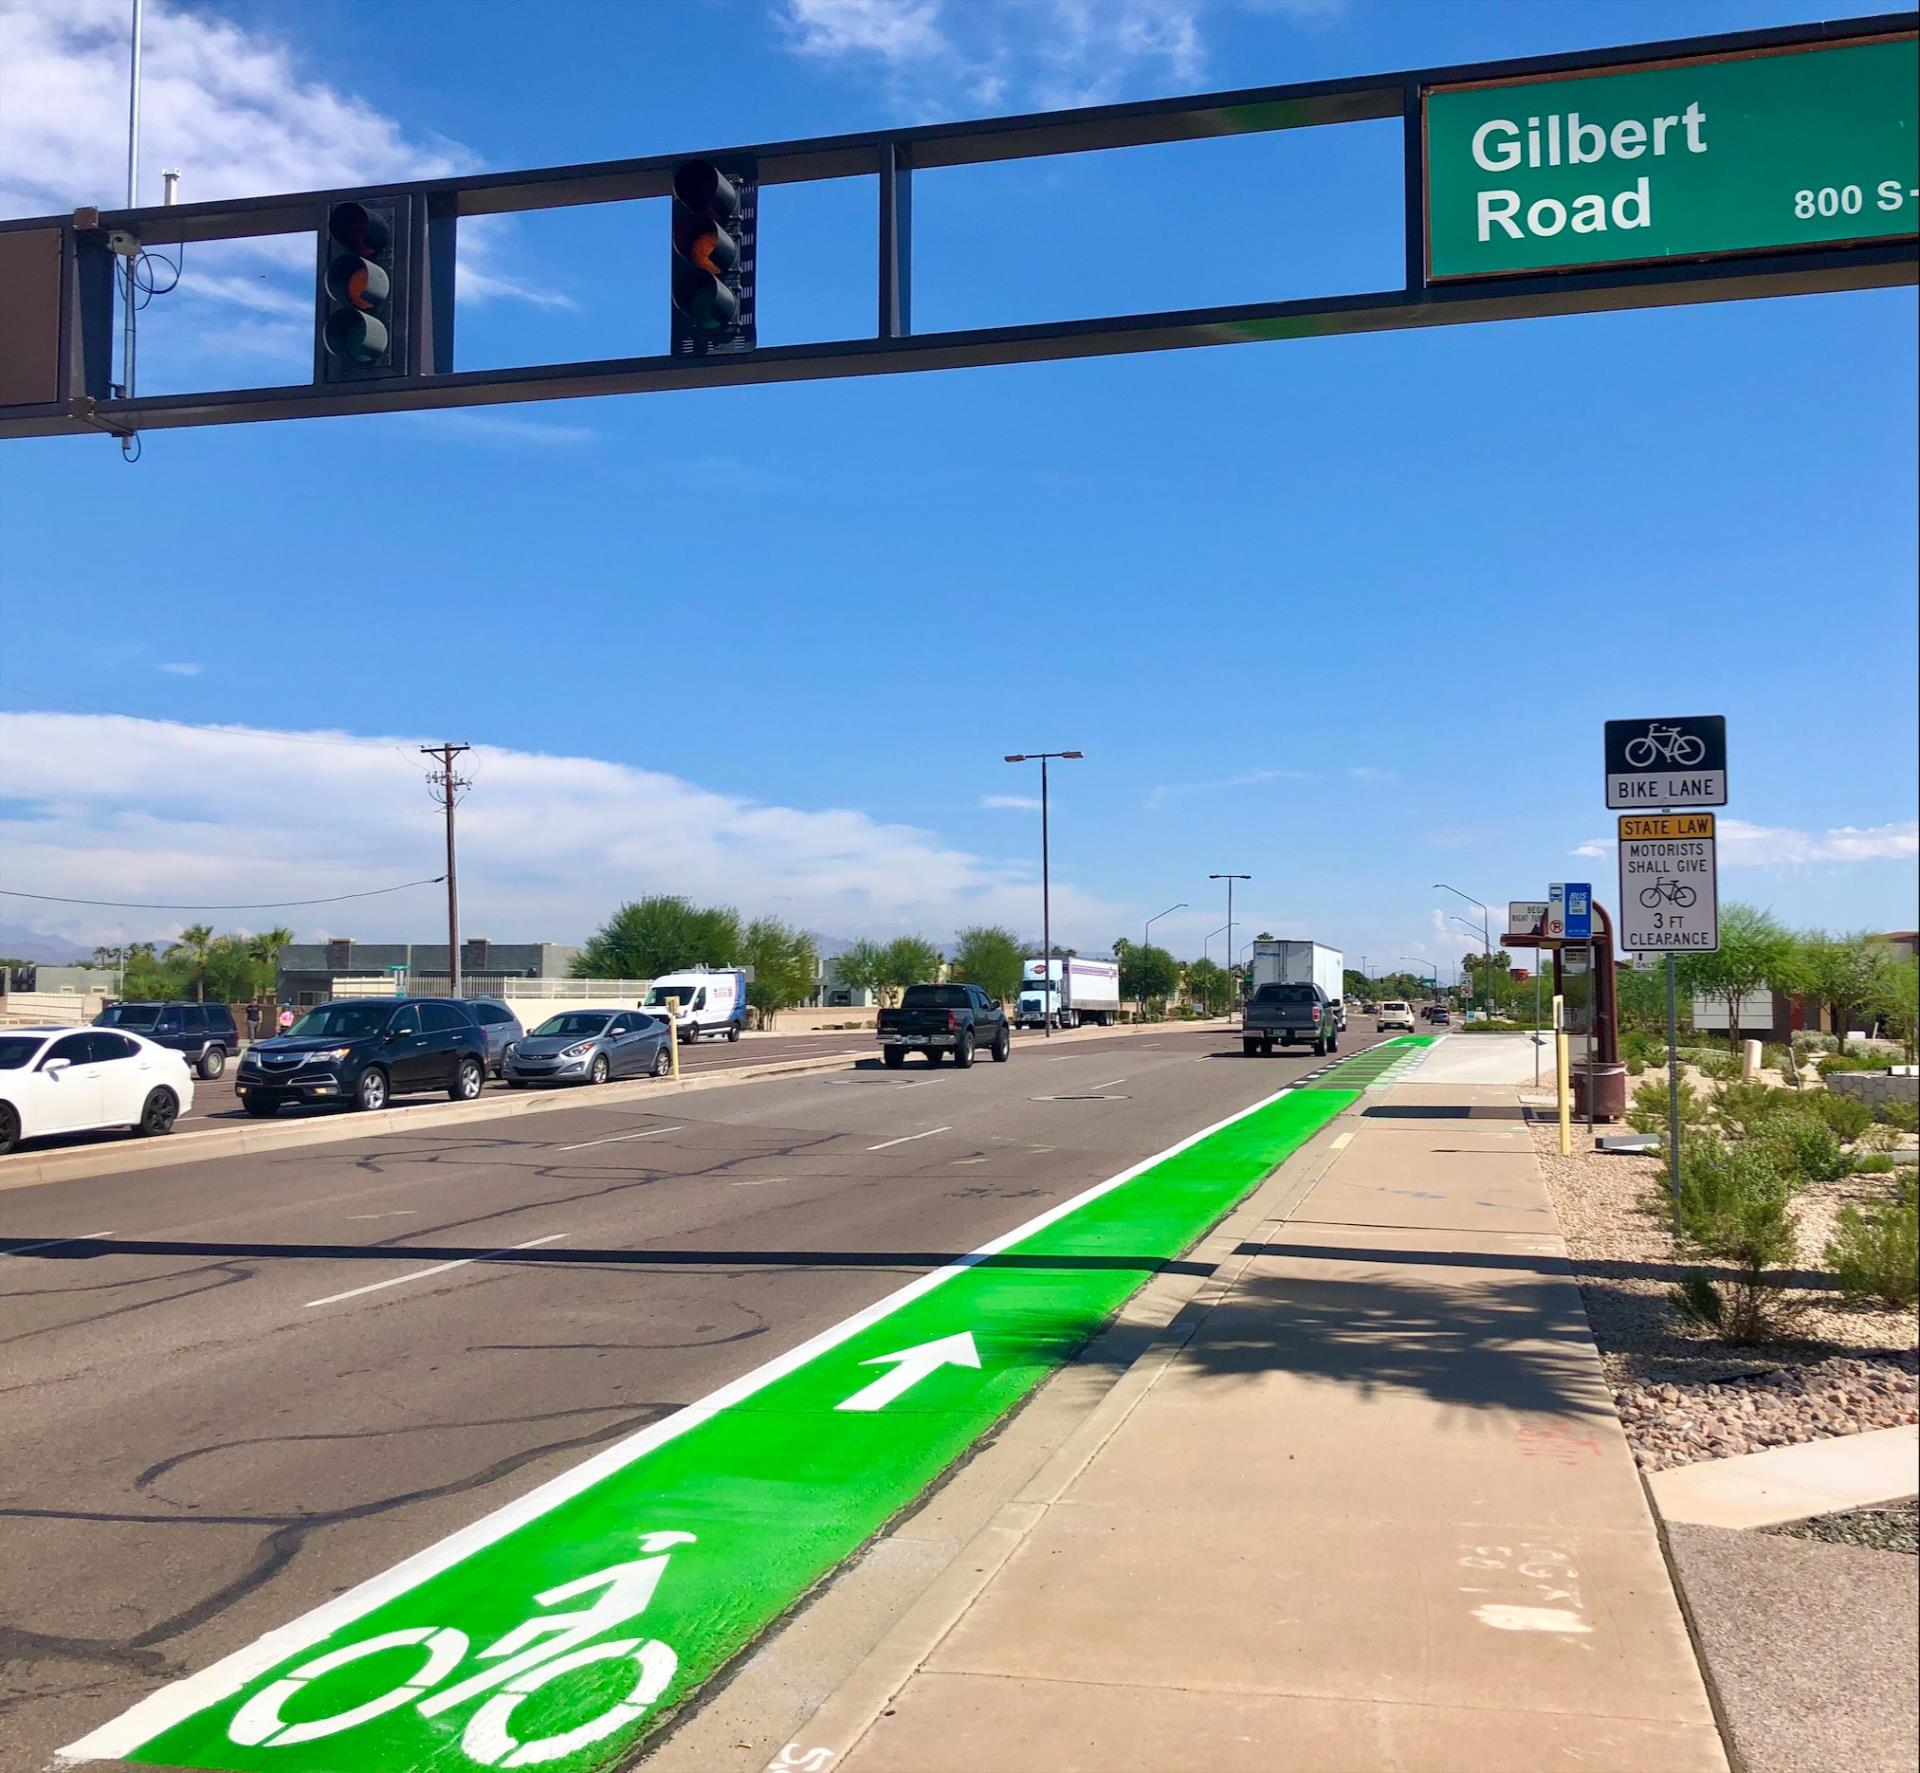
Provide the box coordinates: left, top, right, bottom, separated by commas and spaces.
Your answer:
66, 1056, 1417, 1773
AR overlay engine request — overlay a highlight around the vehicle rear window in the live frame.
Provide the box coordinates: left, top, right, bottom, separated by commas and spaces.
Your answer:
900, 985, 970, 1008
1251, 983, 1315, 1003
97, 1004, 160, 1029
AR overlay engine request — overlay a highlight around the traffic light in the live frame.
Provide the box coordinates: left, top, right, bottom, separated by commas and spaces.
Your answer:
671, 157, 756, 356
316, 197, 410, 382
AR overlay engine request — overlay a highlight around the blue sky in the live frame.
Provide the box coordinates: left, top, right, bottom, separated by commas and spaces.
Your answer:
1, 0, 1915, 971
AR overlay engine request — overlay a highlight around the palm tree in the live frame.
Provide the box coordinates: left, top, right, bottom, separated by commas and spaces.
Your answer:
248, 925, 295, 1003
177, 923, 215, 1002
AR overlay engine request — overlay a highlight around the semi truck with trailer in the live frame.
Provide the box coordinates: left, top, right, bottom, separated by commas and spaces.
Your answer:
1015, 957, 1121, 1030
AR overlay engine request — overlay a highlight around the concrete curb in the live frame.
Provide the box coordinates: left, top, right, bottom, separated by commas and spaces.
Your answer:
0, 1017, 1232, 1196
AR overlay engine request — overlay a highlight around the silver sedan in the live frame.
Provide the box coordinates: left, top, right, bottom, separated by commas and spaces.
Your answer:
501, 1009, 672, 1087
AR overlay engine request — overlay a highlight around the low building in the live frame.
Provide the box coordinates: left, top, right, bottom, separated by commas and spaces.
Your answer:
276, 937, 579, 1008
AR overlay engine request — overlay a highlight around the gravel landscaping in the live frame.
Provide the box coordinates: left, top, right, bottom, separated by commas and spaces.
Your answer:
1524, 1081, 1918, 1471
1766, 1500, 1919, 1556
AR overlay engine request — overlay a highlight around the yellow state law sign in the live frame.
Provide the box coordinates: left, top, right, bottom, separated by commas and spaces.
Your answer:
1617, 813, 1716, 842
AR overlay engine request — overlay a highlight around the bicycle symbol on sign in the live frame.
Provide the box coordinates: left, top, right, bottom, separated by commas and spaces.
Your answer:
1640, 878, 1698, 911
1623, 722, 1706, 769
227, 1530, 695, 1768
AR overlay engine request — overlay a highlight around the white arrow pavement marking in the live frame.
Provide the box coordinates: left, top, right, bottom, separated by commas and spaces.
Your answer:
834, 1330, 981, 1413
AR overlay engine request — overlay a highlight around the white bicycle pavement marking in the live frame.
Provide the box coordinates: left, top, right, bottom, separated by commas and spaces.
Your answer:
303, 1234, 569, 1309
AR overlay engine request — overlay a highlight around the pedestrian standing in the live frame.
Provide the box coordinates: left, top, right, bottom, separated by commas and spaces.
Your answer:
245, 1000, 262, 1043
278, 1002, 294, 1033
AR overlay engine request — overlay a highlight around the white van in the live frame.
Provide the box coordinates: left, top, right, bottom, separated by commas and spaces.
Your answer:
642, 968, 747, 1043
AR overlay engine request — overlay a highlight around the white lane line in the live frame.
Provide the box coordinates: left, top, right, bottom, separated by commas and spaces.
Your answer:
555, 1125, 685, 1153
864, 1125, 951, 1152
303, 1234, 568, 1309
1085, 1078, 1127, 1091
5, 1229, 114, 1258
61, 1080, 1305, 1764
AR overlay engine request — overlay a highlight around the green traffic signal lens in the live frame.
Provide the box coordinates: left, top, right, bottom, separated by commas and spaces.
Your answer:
324, 308, 390, 365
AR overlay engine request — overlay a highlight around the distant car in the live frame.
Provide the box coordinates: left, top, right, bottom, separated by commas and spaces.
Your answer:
1360, 1001, 1378, 1016
95, 1000, 238, 1079
236, 997, 487, 1114
1377, 1000, 1416, 1032
503, 1009, 672, 1086
461, 996, 525, 1076
876, 984, 1011, 1068
1430, 1006, 1453, 1025
0, 1025, 194, 1155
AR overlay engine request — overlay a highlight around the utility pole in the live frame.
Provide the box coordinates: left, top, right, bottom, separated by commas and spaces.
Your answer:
1209, 874, 1250, 1015
1004, 750, 1083, 1037
421, 743, 472, 997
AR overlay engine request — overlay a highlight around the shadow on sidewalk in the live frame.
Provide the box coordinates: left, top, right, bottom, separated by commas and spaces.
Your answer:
1169, 1266, 1611, 1420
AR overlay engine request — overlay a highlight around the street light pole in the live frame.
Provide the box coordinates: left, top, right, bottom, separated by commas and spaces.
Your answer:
1141, 901, 1186, 1022
1209, 873, 1250, 1015
1434, 882, 1493, 1018
1006, 750, 1083, 1038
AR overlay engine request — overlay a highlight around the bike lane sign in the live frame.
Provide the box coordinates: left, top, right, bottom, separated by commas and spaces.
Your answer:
1618, 813, 1719, 951
1605, 714, 1727, 809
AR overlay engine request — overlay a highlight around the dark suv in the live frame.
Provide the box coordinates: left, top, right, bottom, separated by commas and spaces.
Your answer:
95, 1001, 239, 1079
236, 997, 488, 1115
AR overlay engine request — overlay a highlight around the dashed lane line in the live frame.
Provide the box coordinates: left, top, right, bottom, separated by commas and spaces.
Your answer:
302, 1234, 569, 1309
864, 1126, 952, 1153
554, 1125, 685, 1153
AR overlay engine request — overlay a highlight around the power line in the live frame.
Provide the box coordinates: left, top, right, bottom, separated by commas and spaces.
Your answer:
0, 876, 446, 911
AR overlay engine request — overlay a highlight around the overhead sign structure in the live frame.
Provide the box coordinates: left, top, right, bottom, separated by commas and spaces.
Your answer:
1618, 813, 1720, 951
1426, 34, 1918, 280
1509, 899, 1549, 937
1605, 713, 1728, 809
1546, 882, 1593, 942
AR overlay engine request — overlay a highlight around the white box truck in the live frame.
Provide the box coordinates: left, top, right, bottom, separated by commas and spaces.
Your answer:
1016, 957, 1121, 1030
1249, 940, 1345, 1029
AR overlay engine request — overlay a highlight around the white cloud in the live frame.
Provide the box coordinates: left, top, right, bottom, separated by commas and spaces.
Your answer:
0, 712, 1126, 951
1145, 764, 1392, 809
980, 793, 1042, 811
1719, 818, 1919, 867
1573, 820, 1917, 867
0, 0, 570, 355
156, 661, 202, 676
775, 0, 1257, 113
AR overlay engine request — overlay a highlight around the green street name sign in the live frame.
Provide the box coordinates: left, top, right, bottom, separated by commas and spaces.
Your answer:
1424, 35, 1919, 280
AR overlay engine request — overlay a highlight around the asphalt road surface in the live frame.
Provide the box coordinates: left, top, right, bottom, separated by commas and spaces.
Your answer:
2, 1022, 1367, 1771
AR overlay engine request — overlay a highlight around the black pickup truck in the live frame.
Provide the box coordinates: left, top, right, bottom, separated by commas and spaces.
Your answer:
1241, 981, 1340, 1057
876, 984, 1011, 1069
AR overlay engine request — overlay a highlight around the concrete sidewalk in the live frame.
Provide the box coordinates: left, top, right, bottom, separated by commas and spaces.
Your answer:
791, 1077, 1726, 1772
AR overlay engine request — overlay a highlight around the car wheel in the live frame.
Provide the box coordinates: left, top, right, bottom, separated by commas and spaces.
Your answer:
1261, 1037, 1274, 1056
882, 1047, 906, 1070
354, 1068, 389, 1113
0, 1103, 18, 1155
589, 1054, 611, 1086
651, 1046, 672, 1078
198, 1046, 226, 1080
450, 1057, 485, 1102
136, 1087, 179, 1137
991, 1027, 1010, 1063
1242, 1040, 1259, 1056
954, 1033, 975, 1069
726, 1023, 741, 1043
924, 1047, 943, 1064
243, 1098, 280, 1117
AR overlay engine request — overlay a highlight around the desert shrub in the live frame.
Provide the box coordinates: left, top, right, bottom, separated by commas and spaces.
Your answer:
1856, 1120, 1902, 1154
1693, 1050, 1742, 1087
1623, 1031, 1666, 1068
1763, 1041, 1795, 1075
1716, 1082, 1805, 1141
1628, 1077, 1707, 1138
1626, 1055, 1645, 1078
1793, 1031, 1839, 1055
1809, 1092, 1875, 1141
1874, 1098, 1918, 1133
1665, 1135, 1806, 1343
1855, 1153, 1897, 1174
1819, 1052, 1901, 1077
1824, 1178, 1919, 1309
1768, 1118, 1850, 1184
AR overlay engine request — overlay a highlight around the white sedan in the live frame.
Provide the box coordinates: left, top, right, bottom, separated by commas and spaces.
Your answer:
0, 1025, 195, 1155
1376, 1001, 1417, 1033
